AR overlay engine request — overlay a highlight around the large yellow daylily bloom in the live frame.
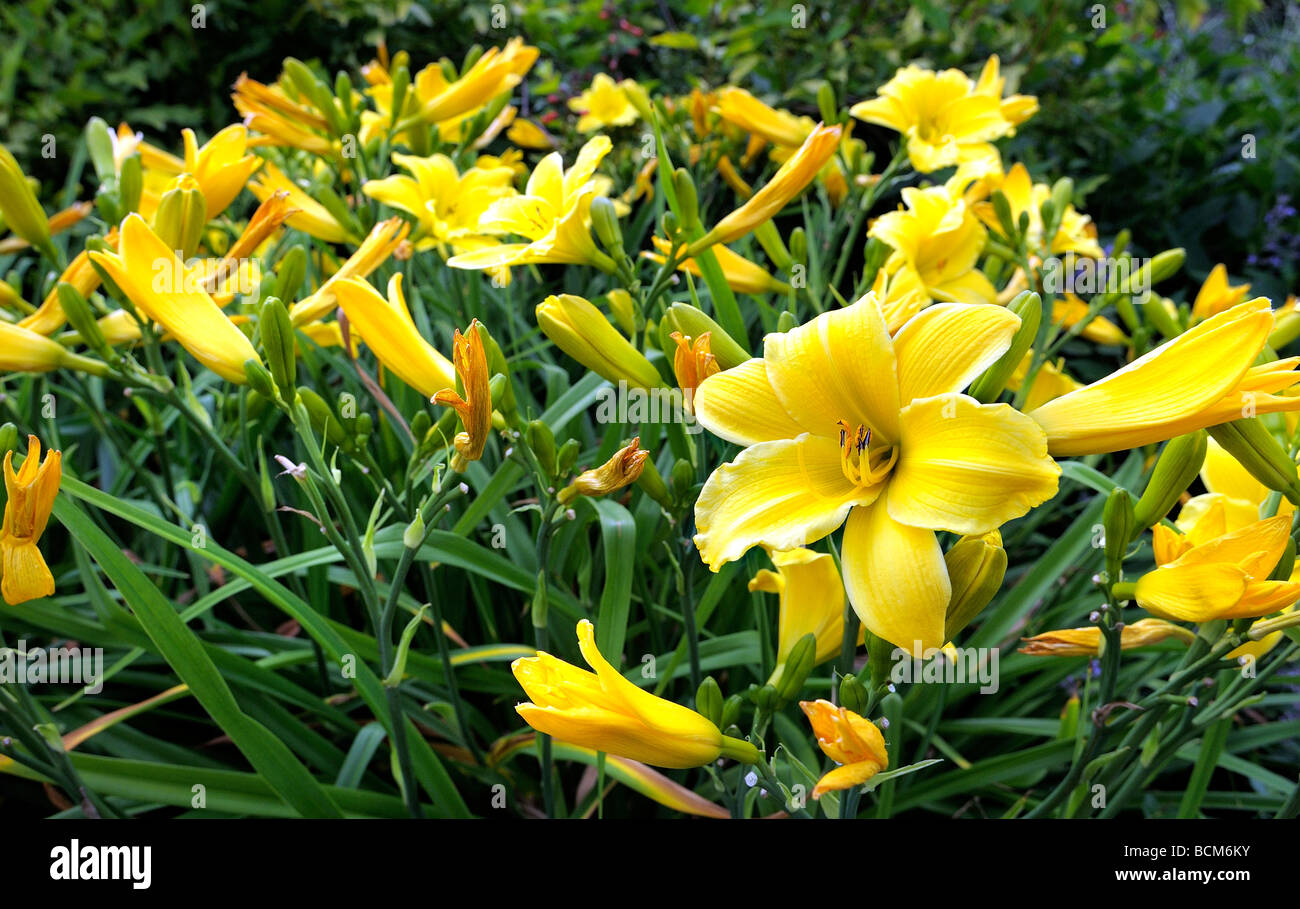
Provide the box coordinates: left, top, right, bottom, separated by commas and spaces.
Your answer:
692, 293, 1060, 652
232, 74, 334, 157
363, 152, 517, 250
969, 162, 1103, 258
749, 548, 857, 677
513, 619, 757, 769
799, 699, 889, 798
88, 215, 261, 383
332, 274, 456, 399
1028, 299, 1300, 456
1191, 264, 1251, 322
568, 73, 641, 132
850, 63, 1012, 173
448, 136, 618, 274
181, 125, 262, 219
1, 435, 61, 605
290, 217, 410, 326
869, 183, 997, 307
1136, 514, 1300, 622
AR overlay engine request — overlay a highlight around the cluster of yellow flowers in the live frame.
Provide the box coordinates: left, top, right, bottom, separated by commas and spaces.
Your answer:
2, 40, 1297, 810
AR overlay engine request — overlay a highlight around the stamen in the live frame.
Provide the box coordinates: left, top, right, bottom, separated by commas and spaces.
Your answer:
837, 420, 896, 489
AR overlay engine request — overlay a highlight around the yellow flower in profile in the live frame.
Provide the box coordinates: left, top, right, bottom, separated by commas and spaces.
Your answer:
850, 63, 1012, 173
1028, 299, 1300, 455
1018, 618, 1194, 656
970, 163, 1103, 257
432, 321, 492, 472
688, 124, 841, 254
249, 160, 350, 244
568, 73, 641, 132
1, 435, 61, 606
973, 55, 1039, 127
417, 38, 538, 124
691, 293, 1059, 652
799, 699, 888, 798
513, 619, 758, 769
645, 236, 790, 296
332, 274, 456, 399
1052, 294, 1127, 346
0, 143, 52, 255
0, 322, 104, 376
506, 117, 557, 149
1135, 515, 1300, 622
869, 184, 996, 306
180, 125, 262, 219
20, 246, 106, 336
88, 215, 261, 383
749, 548, 856, 678
1191, 264, 1250, 322
232, 73, 334, 156
715, 86, 816, 148
557, 439, 649, 505
448, 136, 618, 274
536, 293, 663, 390
290, 217, 410, 326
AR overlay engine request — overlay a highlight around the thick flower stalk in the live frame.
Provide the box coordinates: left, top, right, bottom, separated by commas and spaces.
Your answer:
513, 619, 758, 768
0, 435, 61, 606
692, 293, 1059, 652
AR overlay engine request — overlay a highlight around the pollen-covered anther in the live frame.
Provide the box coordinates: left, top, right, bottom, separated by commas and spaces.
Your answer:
836, 420, 897, 488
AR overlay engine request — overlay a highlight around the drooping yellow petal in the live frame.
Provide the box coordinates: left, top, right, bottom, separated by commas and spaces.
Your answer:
841, 498, 950, 654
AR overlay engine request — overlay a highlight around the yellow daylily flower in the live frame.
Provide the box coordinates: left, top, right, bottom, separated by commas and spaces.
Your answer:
1189, 435, 1296, 526
850, 63, 1011, 173
973, 55, 1039, 127
1191, 264, 1251, 322
1228, 606, 1297, 662
448, 136, 618, 274
1007, 351, 1082, 411
1028, 299, 1300, 456
1019, 618, 1195, 656
196, 191, 294, 294
1052, 293, 1127, 346
568, 73, 641, 132
180, 125, 262, 219
535, 293, 663, 390
688, 124, 841, 255
0, 322, 104, 376
869, 184, 997, 306
513, 619, 757, 769
88, 215, 260, 383
506, 117, 558, 149
232, 73, 334, 156
799, 699, 889, 798
691, 293, 1060, 652
432, 320, 492, 471
290, 217, 409, 326
644, 236, 790, 296
1137, 513, 1300, 622
871, 266, 930, 333
19, 245, 106, 336
332, 274, 456, 399
249, 160, 350, 244
1, 435, 61, 605
749, 548, 856, 676
715, 86, 816, 148
417, 38, 538, 125
970, 163, 1103, 258
557, 439, 649, 505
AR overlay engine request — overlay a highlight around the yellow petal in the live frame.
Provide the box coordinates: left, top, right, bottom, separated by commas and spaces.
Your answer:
892, 302, 1019, 404
692, 358, 806, 446
694, 434, 879, 568
889, 394, 1060, 534
1135, 562, 1249, 622
841, 498, 949, 654
333, 274, 456, 399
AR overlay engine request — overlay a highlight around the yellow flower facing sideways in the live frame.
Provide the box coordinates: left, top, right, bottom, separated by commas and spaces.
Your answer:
1135, 514, 1300, 623
691, 293, 1060, 653
850, 60, 1019, 173
869, 183, 997, 308
645, 236, 790, 296
569, 73, 641, 132
332, 274, 456, 399
180, 125, 262, 219
448, 136, 618, 274
969, 162, 1103, 258
1, 435, 61, 605
88, 215, 262, 384
290, 217, 410, 326
512, 619, 759, 769
973, 55, 1039, 127
1028, 299, 1300, 455
417, 38, 539, 125
249, 160, 351, 244
1191, 264, 1251, 322
799, 699, 889, 798
749, 548, 859, 684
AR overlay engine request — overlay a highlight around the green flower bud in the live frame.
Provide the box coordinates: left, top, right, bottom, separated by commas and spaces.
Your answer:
663, 302, 749, 368
770, 632, 817, 703
669, 457, 695, 502
788, 226, 807, 266
260, 296, 297, 401
777, 310, 798, 333
275, 246, 307, 302
556, 438, 581, 477
242, 360, 276, 400
57, 282, 112, 361
118, 153, 143, 215
695, 676, 724, 727
672, 167, 699, 231
85, 117, 117, 182
943, 530, 1008, 641
816, 82, 838, 124
1208, 418, 1300, 504
991, 189, 1017, 241
590, 196, 624, 254
634, 453, 671, 509
153, 177, 207, 260
839, 673, 868, 715
296, 387, 347, 447
1103, 487, 1136, 579
720, 694, 744, 730
525, 420, 557, 478
0, 423, 18, 459
1133, 431, 1207, 529
970, 291, 1042, 403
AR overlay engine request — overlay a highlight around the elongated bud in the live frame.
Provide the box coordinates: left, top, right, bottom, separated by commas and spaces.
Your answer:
634, 454, 671, 509
669, 458, 694, 503
85, 117, 117, 182
860, 236, 891, 289
621, 80, 654, 122
1133, 431, 1207, 529
276, 246, 307, 301
672, 167, 699, 231
1144, 248, 1186, 287
777, 311, 798, 333
589, 196, 624, 254
1269, 309, 1300, 350
970, 291, 1042, 403
817, 82, 838, 123
57, 282, 112, 360
260, 296, 297, 400
990, 189, 1017, 241
663, 302, 749, 369
605, 289, 637, 335
720, 694, 744, 730
754, 221, 793, 273
1208, 418, 1300, 504
556, 438, 581, 477
770, 633, 817, 703
118, 154, 143, 215
1103, 487, 1136, 579
296, 386, 348, 447
661, 210, 679, 240
839, 674, 867, 715
153, 176, 207, 260
0, 423, 18, 459
0, 143, 53, 257
536, 294, 663, 389
243, 360, 276, 400
1142, 293, 1183, 340
943, 530, 1007, 641
557, 438, 647, 504
525, 420, 557, 478
402, 511, 426, 550
1049, 177, 1074, 224
789, 226, 807, 266
695, 676, 724, 727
